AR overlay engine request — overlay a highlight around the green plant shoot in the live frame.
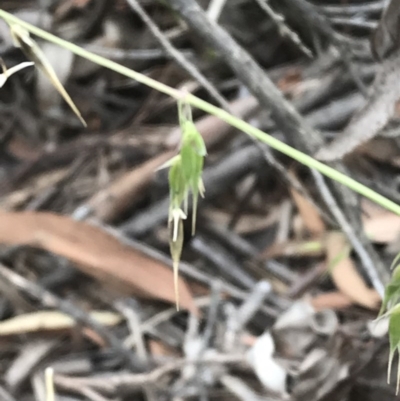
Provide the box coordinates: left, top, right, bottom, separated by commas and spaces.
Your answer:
389, 305, 400, 394
166, 99, 206, 309
377, 259, 400, 393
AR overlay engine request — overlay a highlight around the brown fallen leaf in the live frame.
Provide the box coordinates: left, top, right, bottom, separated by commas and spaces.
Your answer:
325, 231, 380, 310
289, 181, 326, 237
361, 198, 388, 218
363, 211, 400, 244
203, 207, 280, 235
88, 151, 174, 222
309, 291, 353, 311
0, 211, 198, 314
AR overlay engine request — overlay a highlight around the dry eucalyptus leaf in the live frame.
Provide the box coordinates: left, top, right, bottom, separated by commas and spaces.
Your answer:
0, 211, 198, 314
325, 231, 380, 309
0, 310, 122, 336
310, 291, 353, 311
363, 212, 400, 244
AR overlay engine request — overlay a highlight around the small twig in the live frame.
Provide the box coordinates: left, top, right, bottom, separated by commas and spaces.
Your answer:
54, 354, 246, 395
83, 45, 194, 61
311, 170, 386, 296
220, 374, 263, 401
256, 142, 335, 226
190, 235, 256, 289
224, 281, 272, 351
254, 0, 313, 57
275, 200, 292, 243
202, 221, 297, 283
330, 18, 377, 30
5, 339, 59, 391
126, 0, 230, 111
114, 300, 157, 401
123, 297, 212, 349
283, 0, 369, 95
55, 377, 113, 401
177, 283, 223, 390
79, 387, 113, 401
106, 226, 279, 318
201, 281, 222, 350
114, 300, 149, 365
0, 263, 143, 370
320, 1, 387, 16
234, 281, 272, 330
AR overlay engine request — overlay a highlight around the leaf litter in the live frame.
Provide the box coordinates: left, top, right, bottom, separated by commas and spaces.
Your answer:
0, 0, 400, 400
0, 211, 198, 314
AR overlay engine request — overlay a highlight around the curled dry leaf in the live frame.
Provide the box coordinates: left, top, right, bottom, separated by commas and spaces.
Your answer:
363, 211, 400, 244
0, 211, 198, 314
325, 231, 380, 310
0, 310, 122, 336
330, 198, 400, 245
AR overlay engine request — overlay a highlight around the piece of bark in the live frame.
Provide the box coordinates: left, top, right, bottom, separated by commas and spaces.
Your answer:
316, 0, 400, 161
316, 48, 400, 161
371, 0, 400, 61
